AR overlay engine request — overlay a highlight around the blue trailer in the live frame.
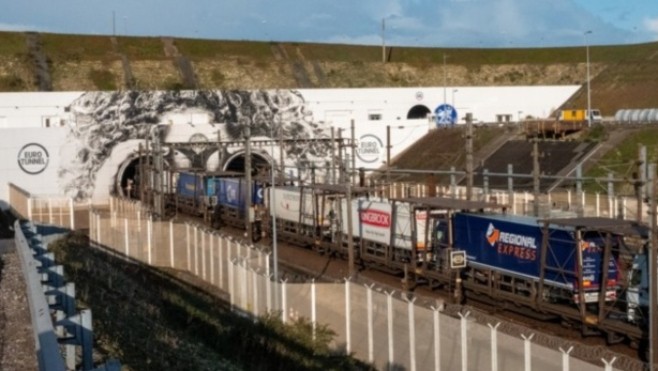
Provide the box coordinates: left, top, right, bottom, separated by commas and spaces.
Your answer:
212, 177, 264, 241
176, 171, 219, 200
451, 213, 618, 304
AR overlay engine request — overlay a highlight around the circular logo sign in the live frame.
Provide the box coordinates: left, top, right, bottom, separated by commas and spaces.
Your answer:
17, 143, 49, 175
355, 134, 383, 164
189, 133, 209, 154
434, 104, 458, 126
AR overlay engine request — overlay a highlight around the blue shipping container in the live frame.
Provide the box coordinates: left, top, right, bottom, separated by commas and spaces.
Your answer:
216, 178, 264, 209
452, 213, 617, 292
177, 172, 219, 203
177, 172, 205, 199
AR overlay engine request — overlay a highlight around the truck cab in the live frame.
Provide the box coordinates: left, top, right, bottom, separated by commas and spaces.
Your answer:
627, 251, 649, 324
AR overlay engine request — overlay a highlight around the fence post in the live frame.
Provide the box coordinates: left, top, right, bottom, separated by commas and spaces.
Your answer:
521, 333, 534, 371
488, 322, 501, 371
459, 311, 470, 371
450, 166, 457, 197
596, 193, 600, 217
281, 279, 288, 324
559, 346, 573, 371
252, 268, 258, 320
608, 172, 614, 217
69, 198, 75, 230
27, 197, 33, 221
344, 278, 352, 354
202, 231, 207, 280
169, 220, 174, 268
483, 169, 489, 201
210, 233, 215, 284
219, 237, 224, 289
406, 296, 417, 371
386, 290, 395, 367
186, 223, 191, 271
601, 357, 616, 371
194, 226, 199, 275
147, 215, 152, 265
430, 305, 442, 371
266, 273, 272, 313
366, 284, 375, 364
228, 258, 234, 311
81, 309, 94, 370
48, 198, 53, 224
96, 213, 101, 246
507, 164, 515, 214
124, 218, 130, 257
311, 279, 317, 341
238, 259, 246, 309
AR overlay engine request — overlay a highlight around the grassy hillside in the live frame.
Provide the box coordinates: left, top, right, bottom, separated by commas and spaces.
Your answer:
1, 30, 657, 115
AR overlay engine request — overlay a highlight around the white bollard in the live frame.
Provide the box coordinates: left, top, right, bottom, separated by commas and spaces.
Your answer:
596, 193, 600, 217
266, 273, 272, 313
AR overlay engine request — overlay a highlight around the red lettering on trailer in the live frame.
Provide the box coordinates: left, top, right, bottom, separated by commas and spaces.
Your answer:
360, 210, 391, 227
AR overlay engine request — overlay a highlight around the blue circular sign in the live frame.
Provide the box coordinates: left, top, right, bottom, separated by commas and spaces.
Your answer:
434, 104, 458, 126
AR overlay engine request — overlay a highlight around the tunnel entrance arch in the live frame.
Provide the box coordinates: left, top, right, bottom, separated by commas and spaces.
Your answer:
407, 105, 431, 120
223, 152, 271, 177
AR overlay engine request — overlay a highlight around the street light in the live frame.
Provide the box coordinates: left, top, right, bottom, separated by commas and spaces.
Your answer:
381, 18, 386, 63
270, 122, 279, 282
443, 54, 448, 107
584, 30, 592, 127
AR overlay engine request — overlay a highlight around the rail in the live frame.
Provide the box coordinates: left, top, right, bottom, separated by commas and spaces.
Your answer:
14, 220, 121, 371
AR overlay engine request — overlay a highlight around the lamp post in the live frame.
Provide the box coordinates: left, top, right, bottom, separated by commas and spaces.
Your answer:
381, 18, 386, 63
584, 30, 592, 127
270, 123, 278, 282
443, 54, 448, 107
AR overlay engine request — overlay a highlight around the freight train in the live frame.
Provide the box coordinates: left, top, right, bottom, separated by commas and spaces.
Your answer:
170, 170, 265, 235
166, 170, 654, 357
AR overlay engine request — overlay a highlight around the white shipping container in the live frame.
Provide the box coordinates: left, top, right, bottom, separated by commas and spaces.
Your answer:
341, 198, 429, 250
269, 187, 315, 225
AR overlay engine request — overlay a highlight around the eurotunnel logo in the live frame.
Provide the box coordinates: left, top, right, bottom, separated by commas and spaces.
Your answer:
189, 133, 209, 154
356, 134, 383, 163
17, 143, 49, 175
485, 223, 538, 261
360, 210, 390, 228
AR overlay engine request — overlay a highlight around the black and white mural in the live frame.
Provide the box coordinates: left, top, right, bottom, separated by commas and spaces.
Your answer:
59, 90, 334, 200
